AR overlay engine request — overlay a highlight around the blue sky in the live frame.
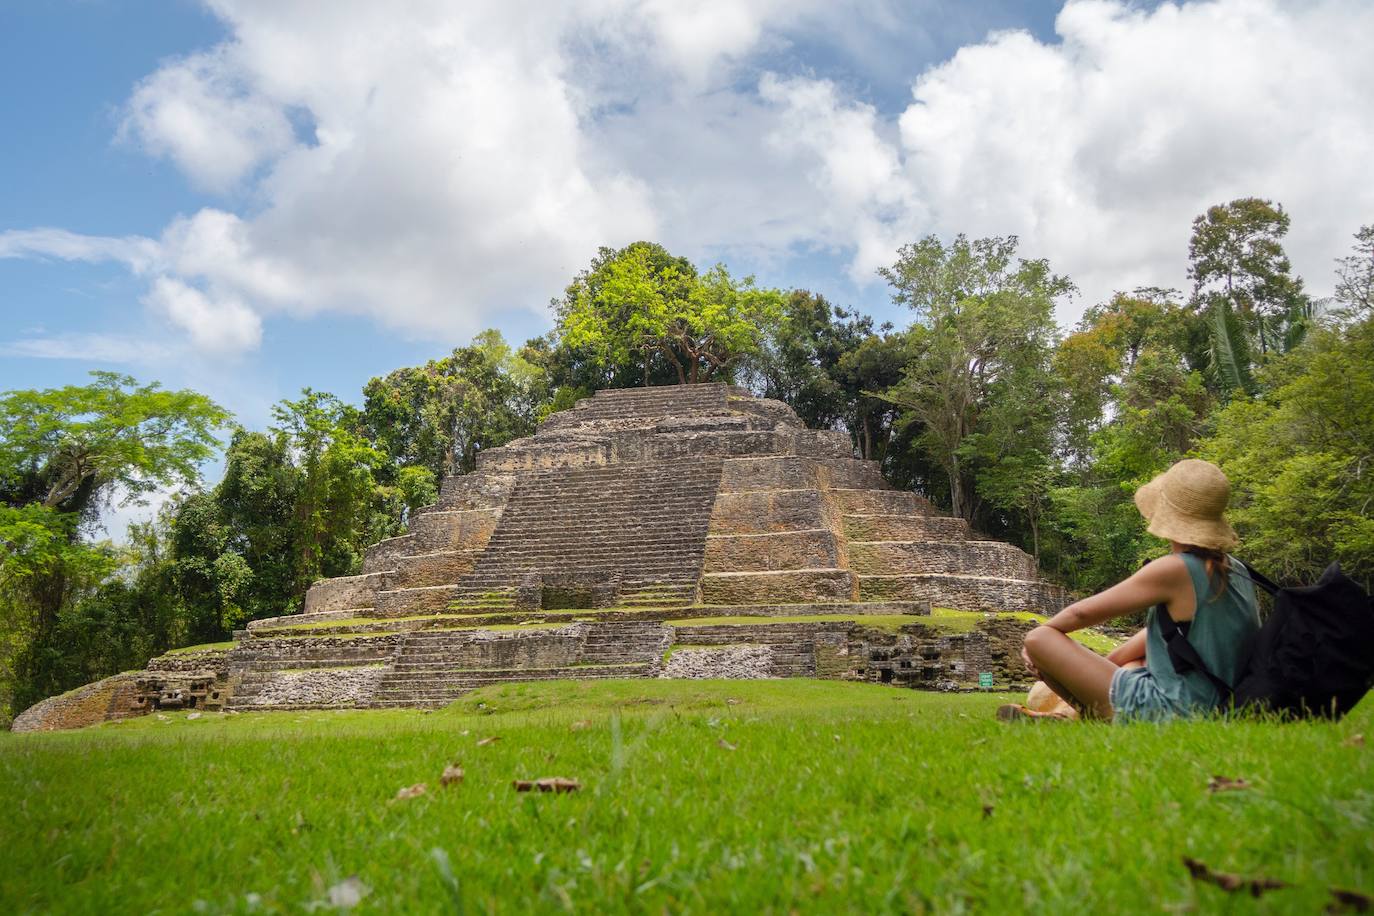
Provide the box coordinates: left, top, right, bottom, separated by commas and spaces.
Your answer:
0, 1, 1065, 427
2, 0, 1372, 500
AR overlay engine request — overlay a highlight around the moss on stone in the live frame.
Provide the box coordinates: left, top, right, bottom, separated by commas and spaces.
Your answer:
164, 641, 237, 655
926, 608, 1121, 652
667, 614, 927, 632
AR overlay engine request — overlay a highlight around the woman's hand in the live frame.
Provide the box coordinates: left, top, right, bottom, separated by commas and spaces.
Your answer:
1020, 642, 1039, 677
1106, 628, 1148, 666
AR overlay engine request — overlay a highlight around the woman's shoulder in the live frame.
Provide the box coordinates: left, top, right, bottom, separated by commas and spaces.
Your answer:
1139, 552, 1191, 582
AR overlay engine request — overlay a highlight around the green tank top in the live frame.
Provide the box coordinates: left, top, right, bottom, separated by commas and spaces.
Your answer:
1139, 553, 1262, 713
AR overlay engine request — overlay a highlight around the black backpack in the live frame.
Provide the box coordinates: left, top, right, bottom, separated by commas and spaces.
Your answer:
1157, 562, 1374, 719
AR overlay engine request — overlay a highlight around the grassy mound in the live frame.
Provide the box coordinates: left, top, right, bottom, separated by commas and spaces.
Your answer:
2, 680, 1370, 912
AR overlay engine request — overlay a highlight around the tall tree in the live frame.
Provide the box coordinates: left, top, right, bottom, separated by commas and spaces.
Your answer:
0, 371, 228, 518
0, 372, 228, 716
1188, 198, 1310, 392
879, 234, 1072, 523
1054, 290, 1200, 467
557, 242, 782, 385
1334, 224, 1374, 322
363, 330, 548, 477
1202, 311, 1374, 589
272, 391, 399, 597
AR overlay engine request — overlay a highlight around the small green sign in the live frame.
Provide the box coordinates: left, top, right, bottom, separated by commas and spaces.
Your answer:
978, 672, 994, 689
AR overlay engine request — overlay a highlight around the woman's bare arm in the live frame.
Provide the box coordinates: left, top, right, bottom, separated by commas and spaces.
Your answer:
1043, 555, 1189, 633
1106, 628, 1147, 665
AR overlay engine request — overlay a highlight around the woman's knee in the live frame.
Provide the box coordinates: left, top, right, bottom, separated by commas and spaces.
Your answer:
1023, 624, 1061, 660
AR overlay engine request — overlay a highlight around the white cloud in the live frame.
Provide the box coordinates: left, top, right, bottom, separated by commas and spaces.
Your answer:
0, 333, 174, 364
5, 0, 1374, 354
0, 228, 161, 274
143, 277, 262, 354
764, 0, 1374, 319
122, 46, 296, 192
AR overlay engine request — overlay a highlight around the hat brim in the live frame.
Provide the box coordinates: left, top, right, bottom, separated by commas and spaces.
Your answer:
1134, 472, 1239, 550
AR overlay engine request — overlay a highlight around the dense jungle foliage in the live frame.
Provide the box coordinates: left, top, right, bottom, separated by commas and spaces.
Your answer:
2, 201, 1370, 724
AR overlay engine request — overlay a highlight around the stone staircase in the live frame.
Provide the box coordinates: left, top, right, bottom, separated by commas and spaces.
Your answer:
447, 459, 723, 611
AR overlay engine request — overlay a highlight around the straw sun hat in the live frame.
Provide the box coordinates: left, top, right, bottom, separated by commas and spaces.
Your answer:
1133, 459, 1239, 550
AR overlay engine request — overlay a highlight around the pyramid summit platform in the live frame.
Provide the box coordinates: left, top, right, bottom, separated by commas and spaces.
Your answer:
14, 384, 1071, 731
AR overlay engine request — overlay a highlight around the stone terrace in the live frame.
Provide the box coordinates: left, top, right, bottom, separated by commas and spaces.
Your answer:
13, 384, 1079, 730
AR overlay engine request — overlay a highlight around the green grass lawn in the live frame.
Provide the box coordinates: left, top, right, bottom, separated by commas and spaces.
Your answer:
2, 680, 1371, 913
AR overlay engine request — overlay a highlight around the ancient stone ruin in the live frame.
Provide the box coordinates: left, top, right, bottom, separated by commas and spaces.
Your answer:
13, 384, 1073, 731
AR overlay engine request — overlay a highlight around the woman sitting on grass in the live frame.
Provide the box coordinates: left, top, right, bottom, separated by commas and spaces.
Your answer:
1004, 459, 1261, 722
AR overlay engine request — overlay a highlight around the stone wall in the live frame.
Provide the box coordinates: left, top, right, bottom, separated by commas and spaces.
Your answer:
701, 569, 856, 604
11, 673, 143, 732
848, 540, 1037, 578
708, 489, 830, 533
302, 572, 387, 615
146, 649, 231, 673
231, 666, 387, 709
704, 530, 840, 572
661, 646, 775, 679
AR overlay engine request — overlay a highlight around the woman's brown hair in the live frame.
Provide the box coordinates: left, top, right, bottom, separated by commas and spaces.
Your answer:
1184, 545, 1231, 597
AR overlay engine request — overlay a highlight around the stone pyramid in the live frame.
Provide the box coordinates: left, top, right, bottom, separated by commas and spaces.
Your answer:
13, 384, 1068, 731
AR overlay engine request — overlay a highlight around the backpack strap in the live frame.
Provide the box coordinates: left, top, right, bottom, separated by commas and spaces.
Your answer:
1233, 559, 1280, 596
1155, 603, 1235, 703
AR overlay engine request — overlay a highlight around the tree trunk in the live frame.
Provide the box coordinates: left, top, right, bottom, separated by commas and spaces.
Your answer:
662, 347, 687, 385
949, 455, 966, 521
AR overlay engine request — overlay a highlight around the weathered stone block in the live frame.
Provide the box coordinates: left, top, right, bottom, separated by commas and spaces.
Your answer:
375, 585, 461, 616
700, 569, 856, 604
709, 489, 830, 533
843, 514, 970, 542
848, 540, 1036, 578
704, 530, 840, 572
388, 550, 483, 588
303, 572, 387, 614
407, 508, 501, 552
858, 573, 1067, 613
829, 489, 938, 515
718, 456, 820, 491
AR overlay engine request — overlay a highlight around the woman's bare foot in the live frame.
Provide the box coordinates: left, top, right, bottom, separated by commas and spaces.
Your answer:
996, 703, 1075, 722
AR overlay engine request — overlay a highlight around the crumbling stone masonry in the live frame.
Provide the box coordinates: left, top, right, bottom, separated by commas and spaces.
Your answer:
13, 384, 1074, 731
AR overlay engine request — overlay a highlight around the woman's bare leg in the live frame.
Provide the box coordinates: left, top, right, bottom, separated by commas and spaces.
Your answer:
1023, 626, 1120, 720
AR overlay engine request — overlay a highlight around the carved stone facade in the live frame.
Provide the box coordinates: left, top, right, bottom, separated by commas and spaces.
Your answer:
13, 384, 1072, 731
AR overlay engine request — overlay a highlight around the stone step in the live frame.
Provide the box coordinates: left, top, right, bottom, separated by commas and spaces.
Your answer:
387, 549, 484, 588
376, 664, 656, 686
680, 600, 924, 618
856, 573, 1068, 614
701, 569, 856, 604
473, 543, 707, 556
500, 490, 719, 503
703, 529, 839, 573
368, 664, 657, 707
302, 572, 387, 615
842, 514, 971, 542
708, 489, 831, 534
846, 540, 1036, 579
828, 489, 939, 516
375, 584, 461, 616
